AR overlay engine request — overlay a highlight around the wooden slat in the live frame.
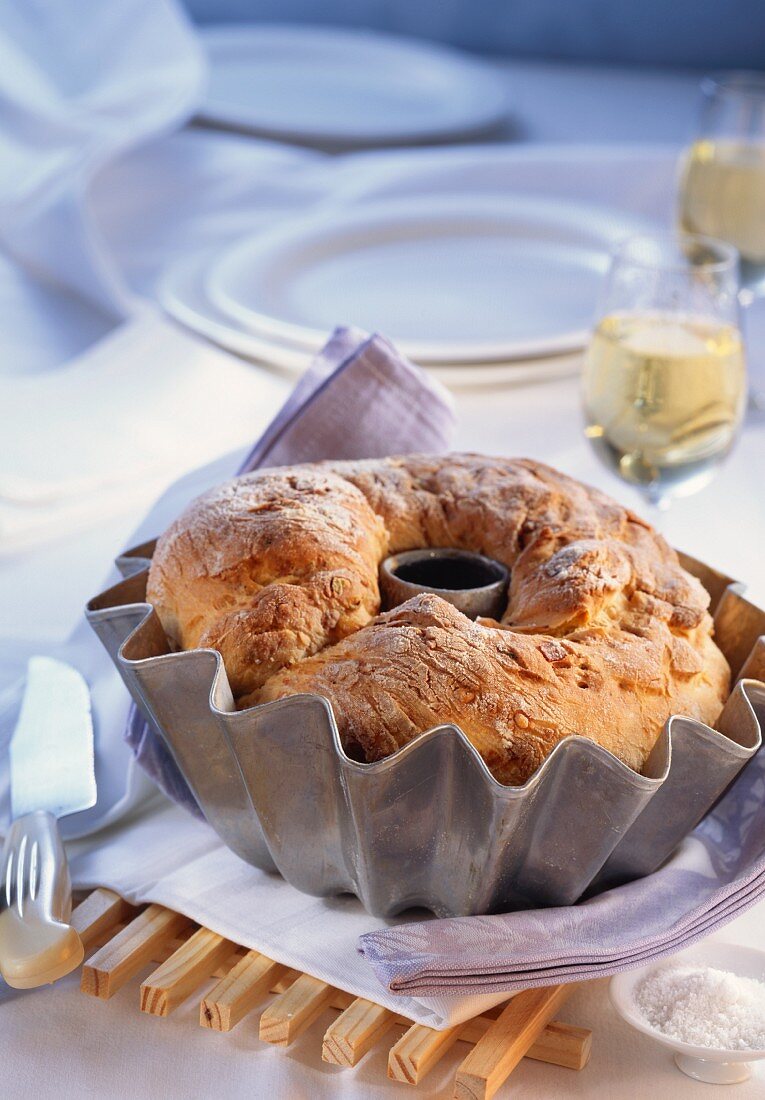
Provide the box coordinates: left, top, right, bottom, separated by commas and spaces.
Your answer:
200, 950, 288, 1031
140, 927, 235, 1016
328, 990, 355, 1012
388, 1007, 591, 1085
454, 985, 571, 1100
272, 969, 303, 995
81, 922, 587, 1070
322, 998, 396, 1066
523, 1020, 591, 1071
71, 888, 134, 953
81, 905, 192, 1000
259, 973, 335, 1046
459, 1014, 591, 1071
93, 931, 297, 989
388, 1021, 463, 1084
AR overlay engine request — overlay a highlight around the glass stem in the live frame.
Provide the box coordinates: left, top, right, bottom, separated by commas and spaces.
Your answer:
738, 286, 765, 419
645, 483, 671, 519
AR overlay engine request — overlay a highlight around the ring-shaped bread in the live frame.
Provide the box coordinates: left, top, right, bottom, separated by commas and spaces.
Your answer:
147, 454, 730, 784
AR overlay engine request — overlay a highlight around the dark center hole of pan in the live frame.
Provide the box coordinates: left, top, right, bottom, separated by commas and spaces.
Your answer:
393, 555, 504, 591
379, 549, 510, 620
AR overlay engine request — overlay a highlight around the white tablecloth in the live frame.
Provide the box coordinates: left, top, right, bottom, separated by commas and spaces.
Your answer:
3, 58, 765, 1098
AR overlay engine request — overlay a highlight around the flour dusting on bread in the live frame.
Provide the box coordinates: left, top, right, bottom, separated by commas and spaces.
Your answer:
147, 454, 730, 784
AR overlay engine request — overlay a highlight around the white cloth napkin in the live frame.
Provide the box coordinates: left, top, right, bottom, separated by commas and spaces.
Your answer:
0, 0, 213, 559
0, 0, 336, 567
69, 799, 510, 1030
0, 0, 204, 318
0, 312, 287, 559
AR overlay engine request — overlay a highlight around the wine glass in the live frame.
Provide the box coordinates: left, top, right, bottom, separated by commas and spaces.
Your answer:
582, 233, 747, 512
678, 73, 765, 406
679, 73, 765, 300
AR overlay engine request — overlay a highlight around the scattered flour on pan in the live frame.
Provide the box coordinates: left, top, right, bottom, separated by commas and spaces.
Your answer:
634, 964, 765, 1050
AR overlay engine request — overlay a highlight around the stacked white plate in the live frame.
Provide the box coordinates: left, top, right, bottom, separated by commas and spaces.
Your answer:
159, 192, 649, 387
199, 24, 509, 147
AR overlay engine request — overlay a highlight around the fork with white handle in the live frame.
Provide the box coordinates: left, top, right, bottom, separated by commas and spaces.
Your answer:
0, 812, 83, 988
0, 658, 96, 988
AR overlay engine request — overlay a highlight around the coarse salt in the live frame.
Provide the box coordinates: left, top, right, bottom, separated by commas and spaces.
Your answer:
633, 964, 765, 1051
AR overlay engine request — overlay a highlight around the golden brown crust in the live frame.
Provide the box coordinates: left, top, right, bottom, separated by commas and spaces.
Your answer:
259, 593, 728, 783
146, 467, 387, 699
147, 454, 730, 782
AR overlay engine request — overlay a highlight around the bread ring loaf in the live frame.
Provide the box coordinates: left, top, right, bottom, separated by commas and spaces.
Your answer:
147, 454, 730, 783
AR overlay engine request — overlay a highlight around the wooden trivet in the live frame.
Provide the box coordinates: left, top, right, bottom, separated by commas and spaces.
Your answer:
71, 889, 591, 1099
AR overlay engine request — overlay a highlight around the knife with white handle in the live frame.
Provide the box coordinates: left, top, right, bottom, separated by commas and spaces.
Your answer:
0, 657, 96, 988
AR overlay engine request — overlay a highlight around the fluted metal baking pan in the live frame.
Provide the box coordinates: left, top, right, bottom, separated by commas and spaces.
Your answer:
86, 543, 765, 918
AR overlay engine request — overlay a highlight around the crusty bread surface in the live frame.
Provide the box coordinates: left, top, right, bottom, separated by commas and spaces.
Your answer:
147, 454, 730, 783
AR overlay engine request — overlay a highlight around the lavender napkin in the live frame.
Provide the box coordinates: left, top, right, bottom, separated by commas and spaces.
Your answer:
359, 685, 765, 995
125, 326, 456, 812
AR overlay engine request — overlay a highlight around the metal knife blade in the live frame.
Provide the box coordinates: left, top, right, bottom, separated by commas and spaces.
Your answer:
9, 656, 96, 820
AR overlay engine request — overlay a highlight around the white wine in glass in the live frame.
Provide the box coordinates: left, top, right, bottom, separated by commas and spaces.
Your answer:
678, 73, 765, 300
680, 139, 765, 288
583, 235, 746, 509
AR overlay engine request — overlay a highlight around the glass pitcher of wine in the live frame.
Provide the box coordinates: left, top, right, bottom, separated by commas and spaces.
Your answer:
679, 73, 765, 299
582, 233, 746, 510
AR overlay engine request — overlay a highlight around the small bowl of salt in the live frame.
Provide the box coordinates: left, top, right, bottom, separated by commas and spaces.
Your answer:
610, 942, 765, 1084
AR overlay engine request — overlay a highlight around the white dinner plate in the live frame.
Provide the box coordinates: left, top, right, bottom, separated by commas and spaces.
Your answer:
158, 250, 582, 389
200, 24, 508, 146
205, 195, 647, 363
159, 251, 309, 375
